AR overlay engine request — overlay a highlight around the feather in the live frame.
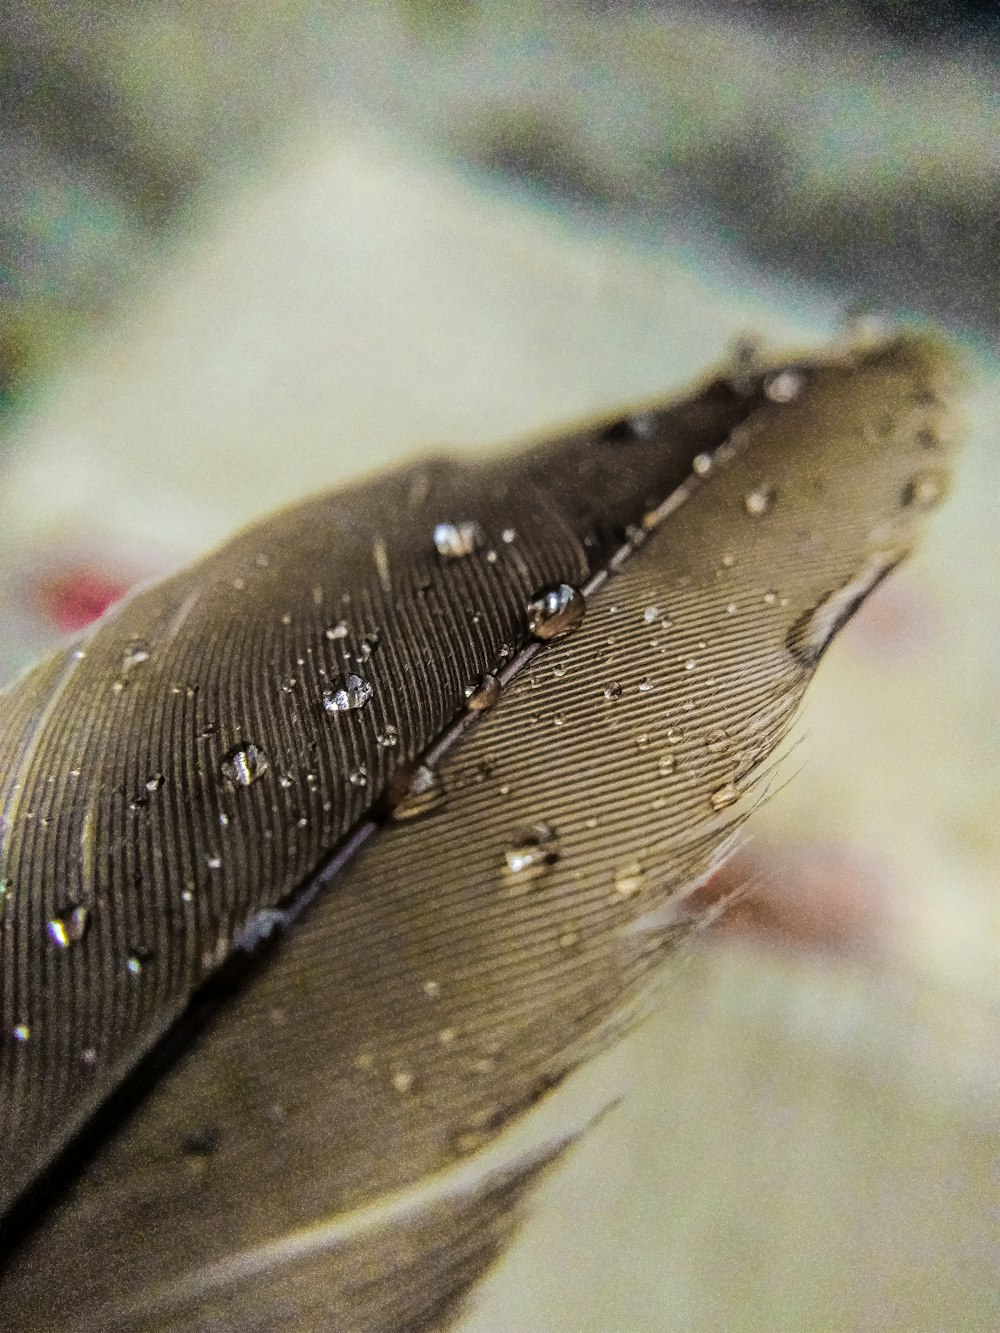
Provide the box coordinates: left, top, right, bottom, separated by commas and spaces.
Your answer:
0, 333, 959, 1330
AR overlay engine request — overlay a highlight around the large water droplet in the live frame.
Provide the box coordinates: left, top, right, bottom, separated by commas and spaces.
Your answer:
47, 903, 90, 949
504, 822, 560, 884
467, 674, 501, 711
764, 368, 804, 403
527, 584, 585, 641
603, 682, 623, 701
744, 486, 776, 517
710, 782, 739, 811
901, 470, 946, 510
220, 744, 269, 787
433, 520, 484, 558
323, 674, 373, 712
613, 861, 645, 897
392, 765, 446, 820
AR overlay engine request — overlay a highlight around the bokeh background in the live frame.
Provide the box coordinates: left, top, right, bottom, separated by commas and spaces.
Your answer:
1, 3, 998, 1329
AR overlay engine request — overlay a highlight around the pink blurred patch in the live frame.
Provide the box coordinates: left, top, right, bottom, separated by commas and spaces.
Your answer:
689, 843, 901, 959
33, 568, 131, 632
840, 574, 935, 661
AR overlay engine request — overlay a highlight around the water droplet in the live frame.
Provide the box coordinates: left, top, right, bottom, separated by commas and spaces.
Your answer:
692, 452, 713, 477
348, 765, 368, 788
323, 674, 372, 712
613, 861, 645, 897
901, 470, 946, 510
47, 904, 90, 948
721, 552, 736, 568
206, 854, 222, 870
504, 822, 559, 883
635, 734, 650, 751
467, 674, 501, 711
12, 1023, 30, 1043
325, 621, 349, 640
433, 520, 483, 558
392, 765, 446, 820
81, 1047, 96, 1065
763, 590, 778, 605
220, 744, 269, 787
145, 773, 165, 793
377, 725, 399, 748
527, 584, 585, 641
643, 606, 662, 624
122, 642, 150, 673
744, 486, 776, 517
685, 659, 696, 671
658, 752, 676, 776
552, 661, 567, 679
125, 950, 151, 976
764, 368, 804, 403
726, 602, 738, 614
552, 712, 566, 727
392, 1070, 415, 1094
501, 527, 517, 544
638, 676, 654, 692
705, 727, 730, 754
603, 682, 623, 700
710, 782, 739, 811
603, 413, 656, 442
423, 979, 441, 998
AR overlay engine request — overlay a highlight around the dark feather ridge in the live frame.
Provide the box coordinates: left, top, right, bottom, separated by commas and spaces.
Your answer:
0, 334, 958, 1330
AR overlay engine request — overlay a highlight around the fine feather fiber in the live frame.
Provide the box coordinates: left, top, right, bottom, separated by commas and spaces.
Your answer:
0, 334, 959, 1330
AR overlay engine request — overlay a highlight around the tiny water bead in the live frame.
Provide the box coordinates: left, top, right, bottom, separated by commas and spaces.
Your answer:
122, 642, 150, 673
433, 521, 484, 558
527, 584, 585, 641
348, 765, 368, 788
323, 674, 372, 712
12, 1024, 30, 1043
603, 682, 623, 701
47, 904, 90, 949
744, 486, 776, 517
504, 822, 560, 883
692, 452, 713, 477
220, 744, 269, 788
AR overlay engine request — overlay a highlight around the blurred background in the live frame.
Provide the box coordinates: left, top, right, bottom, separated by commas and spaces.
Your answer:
1, 2, 998, 1329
